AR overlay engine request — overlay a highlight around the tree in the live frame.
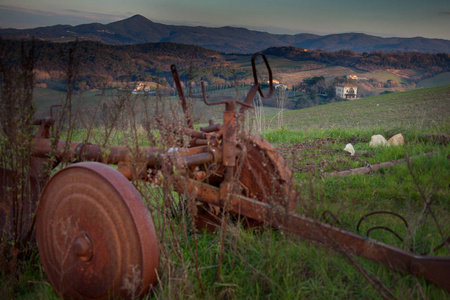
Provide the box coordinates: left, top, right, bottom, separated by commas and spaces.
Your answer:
303, 76, 325, 87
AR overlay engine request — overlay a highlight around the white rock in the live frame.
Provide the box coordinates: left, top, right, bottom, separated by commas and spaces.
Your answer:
369, 135, 388, 147
343, 143, 355, 156
388, 133, 404, 146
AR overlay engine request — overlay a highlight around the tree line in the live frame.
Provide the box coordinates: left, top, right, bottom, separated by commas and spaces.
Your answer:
263, 46, 450, 72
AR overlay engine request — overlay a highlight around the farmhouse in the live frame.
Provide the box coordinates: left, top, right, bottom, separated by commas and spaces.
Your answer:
345, 74, 358, 80
268, 79, 288, 90
132, 82, 154, 94
274, 83, 288, 90
335, 84, 357, 99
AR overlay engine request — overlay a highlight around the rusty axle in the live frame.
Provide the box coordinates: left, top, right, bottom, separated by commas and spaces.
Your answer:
31, 138, 217, 173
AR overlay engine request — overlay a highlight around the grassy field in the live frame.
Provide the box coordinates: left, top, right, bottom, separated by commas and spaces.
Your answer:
417, 72, 450, 88
2, 85, 450, 299
274, 84, 450, 132
229, 55, 326, 70
275, 66, 360, 86
228, 54, 429, 90
366, 70, 412, 85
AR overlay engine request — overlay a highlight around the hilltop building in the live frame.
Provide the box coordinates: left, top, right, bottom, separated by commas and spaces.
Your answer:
335, 84, 357, 99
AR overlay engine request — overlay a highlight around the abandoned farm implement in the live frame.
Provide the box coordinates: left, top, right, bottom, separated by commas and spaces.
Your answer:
0, 54, 448, 299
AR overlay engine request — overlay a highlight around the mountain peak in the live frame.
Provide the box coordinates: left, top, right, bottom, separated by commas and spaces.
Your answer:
0, 15, 448, 53
108, 14, 154, 27
128, 14, 149, 21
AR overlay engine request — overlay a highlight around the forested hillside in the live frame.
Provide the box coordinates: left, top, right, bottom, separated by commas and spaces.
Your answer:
1, 39, 449, 91
263, 46, 450, 72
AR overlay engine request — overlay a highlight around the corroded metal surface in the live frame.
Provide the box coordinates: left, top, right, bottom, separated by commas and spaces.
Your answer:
192, 133, 295, 229
32, 138, 163, 167
238, 134, 296, 210
171, 64, 193, 129
16, 53, 449, 295
190, 53, 294, 228
36, 162, 159, 299
178, 178, 450, 293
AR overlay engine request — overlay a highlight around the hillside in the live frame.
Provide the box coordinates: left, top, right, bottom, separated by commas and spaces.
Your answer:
1, 40, 449, 93
4, 40, 229, 90
272, 85, 450, 131
1, 14, 449, 54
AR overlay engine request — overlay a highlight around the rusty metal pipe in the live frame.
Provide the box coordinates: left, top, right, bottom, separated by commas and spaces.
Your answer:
177, 178, 450, 292
182, 128, 210, 139
32, 138, 216, 170
200, 123, 222, 133
177, 145, 209, 156
193, 139, 209, 146
239, 84, 259, 115
182, 152, 214, 167
171, 64, 193, 129
32, 138, 162, 167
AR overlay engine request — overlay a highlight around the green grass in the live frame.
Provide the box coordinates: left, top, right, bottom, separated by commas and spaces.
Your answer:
417, 72, 450, 88
273, 85, 450, 131
367, 70, 411, 85
3, 85, 450, 299
33, 87, 228, 125
147, 85, 446, 298
244, 86, 449, 298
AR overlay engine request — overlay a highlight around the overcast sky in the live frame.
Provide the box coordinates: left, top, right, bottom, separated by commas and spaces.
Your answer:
0, 0, 449, 40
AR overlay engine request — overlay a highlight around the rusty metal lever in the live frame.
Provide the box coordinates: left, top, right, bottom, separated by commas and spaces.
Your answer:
200, 81, 254, 109
171, 64, 194, 129
199, 53, 274, 112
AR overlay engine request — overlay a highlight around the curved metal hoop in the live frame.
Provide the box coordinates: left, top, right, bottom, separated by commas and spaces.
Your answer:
251, 53, 273, 99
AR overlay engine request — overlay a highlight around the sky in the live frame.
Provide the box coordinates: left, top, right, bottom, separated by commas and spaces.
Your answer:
0, 0, 449, 40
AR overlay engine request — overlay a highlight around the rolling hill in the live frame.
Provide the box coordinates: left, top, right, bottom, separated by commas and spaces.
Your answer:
276, 84, 450, 131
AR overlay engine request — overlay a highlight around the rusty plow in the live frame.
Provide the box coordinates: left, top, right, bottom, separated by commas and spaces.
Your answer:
1, 54, 447, 299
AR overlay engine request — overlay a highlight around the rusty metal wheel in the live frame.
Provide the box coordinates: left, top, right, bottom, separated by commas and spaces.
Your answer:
36, 162, 159, 300
196, 133, 296, 229
238, 133, 296, 210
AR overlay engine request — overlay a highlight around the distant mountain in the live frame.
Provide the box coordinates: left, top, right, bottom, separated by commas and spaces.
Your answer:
297, 33, 450, 54
1, 14, 449, 54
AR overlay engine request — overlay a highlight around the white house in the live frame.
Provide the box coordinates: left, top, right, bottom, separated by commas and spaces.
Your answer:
274, 83, 288, 90
335, 84, 357, 99
268, 79, 288, 90
132, 82, 154, 94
